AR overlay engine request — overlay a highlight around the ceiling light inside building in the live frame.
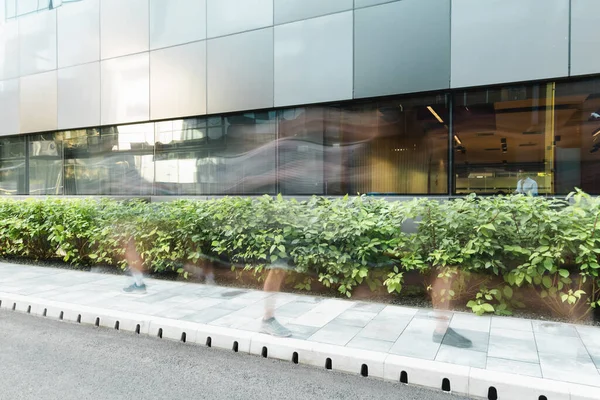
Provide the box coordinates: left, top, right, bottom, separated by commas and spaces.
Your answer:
427, 106, 444, 124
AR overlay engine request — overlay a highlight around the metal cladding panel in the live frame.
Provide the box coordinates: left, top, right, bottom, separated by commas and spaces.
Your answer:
451, 0, 569, 88
354, 0, 451, 98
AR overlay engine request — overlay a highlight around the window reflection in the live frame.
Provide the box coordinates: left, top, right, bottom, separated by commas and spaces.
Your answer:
555, 78, 600, 195
62, 123, 154, 195
454, 85, 553, 195
454, 79, 600, 196
327, 96, 449, 195
29, 133, 63, 195
278, 108, 325, 195
154, 113, 277, 195
0, 136, 26, 195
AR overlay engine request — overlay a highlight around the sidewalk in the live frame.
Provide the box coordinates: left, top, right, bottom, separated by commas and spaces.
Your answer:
1, 261, 599, 399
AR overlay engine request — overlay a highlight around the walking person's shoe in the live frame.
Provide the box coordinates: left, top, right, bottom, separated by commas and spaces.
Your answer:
432, 327, 472, 348
261, 317, 292, 338
122, 283, 147, 294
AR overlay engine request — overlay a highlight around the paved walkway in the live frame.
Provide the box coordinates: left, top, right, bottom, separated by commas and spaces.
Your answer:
2, 262, 600, 394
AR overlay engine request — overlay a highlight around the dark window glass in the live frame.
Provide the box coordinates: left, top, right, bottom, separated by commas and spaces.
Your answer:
453, 84, 553, 195
278, 107, 324, 195
454, 79, 600, 196
0, 136, 26, 195
29, 132, 63, 195
325, 95, 449, 195
554, 77, 600, 195
154, 112, 276, 195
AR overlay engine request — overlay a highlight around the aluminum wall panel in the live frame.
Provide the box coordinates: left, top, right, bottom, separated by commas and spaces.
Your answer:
207, 0, 273, 38
58, 62, 100, 129
354, 0, 450, 98
451, 0, 569, 88
100, 0, 149, 59
57, 0, 100, 68
355, 0, 397, 8
571, 0, 600, 76
19, 10, 57, 76
0, 78, 19, 135
16, 0, 36, 15
150, 41, 206, 120
20, 71, 57, 133
207, 28, 274, 114
274, 0, 352, 24
150, 0, 206, 50
274, 11, 353, 107
101, 53, 149, 125
0, 18, 19, 80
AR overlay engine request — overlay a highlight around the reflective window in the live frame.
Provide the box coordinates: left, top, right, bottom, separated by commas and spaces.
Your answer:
554, 77, 600, 195
0, 136, 26, 195
62, 123, 154, 195
98, 123, 155, 196
154, 113, 277, 195
453, 78, 600, 196
29, 132, 63, 195
454, 85, 554, 195
278, 107, 325, 195
325, 95, 449, 195
62, 128, 102, 195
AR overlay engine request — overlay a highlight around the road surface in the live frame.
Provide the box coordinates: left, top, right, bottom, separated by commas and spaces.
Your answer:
0, 310, 468, 399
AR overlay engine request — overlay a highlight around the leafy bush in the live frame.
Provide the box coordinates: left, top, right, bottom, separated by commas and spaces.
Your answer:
1, 190, 599, 319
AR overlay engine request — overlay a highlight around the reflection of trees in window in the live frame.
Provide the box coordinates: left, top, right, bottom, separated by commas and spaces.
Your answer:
0, 136, 26, 195
154, 114, 277, 195
29, 133, 63, 195
62, 124, 154, 195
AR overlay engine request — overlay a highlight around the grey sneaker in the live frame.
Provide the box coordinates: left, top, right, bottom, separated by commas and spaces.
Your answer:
432, 327, 472, 348
261, 317, 292, 338
122, 283, 147, 294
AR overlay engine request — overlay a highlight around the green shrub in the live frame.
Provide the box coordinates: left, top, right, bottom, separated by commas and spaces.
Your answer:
1, 191, 599, 319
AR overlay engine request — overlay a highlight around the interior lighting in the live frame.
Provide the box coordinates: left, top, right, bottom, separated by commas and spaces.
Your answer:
427, 106, 444, 124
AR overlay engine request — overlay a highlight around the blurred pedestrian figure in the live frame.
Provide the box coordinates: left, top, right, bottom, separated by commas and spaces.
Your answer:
261, 258, 292, 337
122, 237, 147, 293
430, 271, 472, 348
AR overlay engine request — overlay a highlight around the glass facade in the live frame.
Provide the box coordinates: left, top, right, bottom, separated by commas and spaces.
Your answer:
1, 76, 600, 197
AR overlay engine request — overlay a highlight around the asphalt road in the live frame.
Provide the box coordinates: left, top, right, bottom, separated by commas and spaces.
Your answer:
0, 310, 469, 400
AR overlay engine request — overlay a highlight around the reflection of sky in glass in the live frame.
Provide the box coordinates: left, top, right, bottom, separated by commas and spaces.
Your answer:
114, 123, 154, 150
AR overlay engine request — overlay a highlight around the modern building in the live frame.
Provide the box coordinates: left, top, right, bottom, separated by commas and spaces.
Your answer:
0, 0, 599, 197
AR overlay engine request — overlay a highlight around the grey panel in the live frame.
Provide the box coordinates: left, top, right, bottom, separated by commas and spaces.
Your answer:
101, 53, 149, 125
100, 0, 149, 59
571, 0, 600, 76
207, 0, 273, 38
150, 41, 206, 120
0, 78, 19, 135
150, 0, 206, 50
0, 19, 19, 79
274, 11, 353, 107
4, 0, 16, 19
207, 28, 274, 113
58, 62, 100, 129
57, 0, 100, 68
355, 0, 396, 8
19, 10, 57, 76
16, 0, 36, 15
354, 0, 450, 98
19, 71, 57, 133
274, 0, 352, 24
451, 0, 569, 88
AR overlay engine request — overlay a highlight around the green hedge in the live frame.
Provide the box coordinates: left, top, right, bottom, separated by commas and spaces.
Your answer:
1, 191, 599, 319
